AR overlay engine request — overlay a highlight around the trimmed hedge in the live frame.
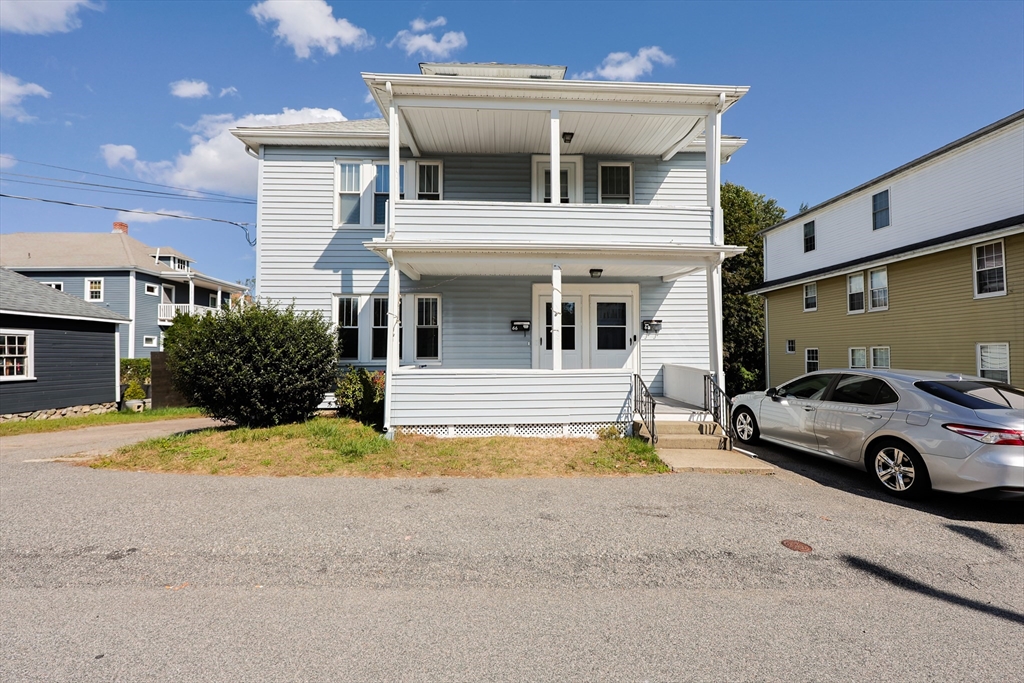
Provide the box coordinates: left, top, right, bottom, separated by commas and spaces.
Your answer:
164, 302, 337, 428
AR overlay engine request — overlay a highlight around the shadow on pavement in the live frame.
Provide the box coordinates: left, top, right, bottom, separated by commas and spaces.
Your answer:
741, 440, 1024, 525
843, 555, 1024, 625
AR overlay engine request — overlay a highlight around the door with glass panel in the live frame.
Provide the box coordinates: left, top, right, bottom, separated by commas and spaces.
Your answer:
589, 297, 634, 369
534, 162, 578, 203
539, 296, 582, 369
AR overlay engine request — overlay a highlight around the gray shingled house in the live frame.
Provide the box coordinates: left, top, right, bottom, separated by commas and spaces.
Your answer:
1, 268, 129, 420
0, 223, 247, 358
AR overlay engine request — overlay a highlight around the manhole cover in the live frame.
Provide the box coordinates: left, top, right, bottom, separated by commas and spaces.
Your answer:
781, 539, 813, 553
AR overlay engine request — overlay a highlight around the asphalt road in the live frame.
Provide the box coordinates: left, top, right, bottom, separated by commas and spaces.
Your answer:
1, 423, 1022, 682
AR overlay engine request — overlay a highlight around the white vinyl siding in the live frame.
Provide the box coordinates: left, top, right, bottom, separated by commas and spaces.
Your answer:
977, 343, 1010, 383
974, 239, 1006, 298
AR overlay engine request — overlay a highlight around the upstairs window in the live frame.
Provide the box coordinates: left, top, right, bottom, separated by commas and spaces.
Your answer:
872, 190, 890, 230
337, 297, 359, 361
337, 163, 361, 225
869, 268, 889, 311
86, 278, 104, 302
41, 281, 63, 291
848, 273, 865, 314
417, 162, 441, 201
599, 163, 632, 204
144, 283, 159, 296
803, 221, 815, 252
977, 343, 1010, 383
374, 164, 405, 225
803, 283, 817, 311
974, 240, 1006, 298
0, 330, 33, 381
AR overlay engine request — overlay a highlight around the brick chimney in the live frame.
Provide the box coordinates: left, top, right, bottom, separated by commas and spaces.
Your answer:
112, 222, 129, 234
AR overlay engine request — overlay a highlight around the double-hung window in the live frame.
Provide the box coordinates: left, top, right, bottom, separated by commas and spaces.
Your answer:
598, 163, 632, 204
415, 296, 440, 361
848, 273, 865, 314
1, 329, 33, 381
977, 343, 1010, 383
371, 298, 391, 361
871, 346, 890, 369
417, 162, 441, 200
337, 163, 361, 226
86, 278, 104, 302
872, 190, 890, 230
974, 240, 1006, 297
868, 268, 888, 311
805, 348, 819, 373
786, 339, 796, 354
849, 347, 867, 369
337, 297, 359, 361
803, 283, 817, 312
803, 221, 815, 253
374, 164, 405, 225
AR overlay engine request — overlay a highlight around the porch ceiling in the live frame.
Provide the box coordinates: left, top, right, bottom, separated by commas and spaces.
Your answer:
364, 240, 744, 280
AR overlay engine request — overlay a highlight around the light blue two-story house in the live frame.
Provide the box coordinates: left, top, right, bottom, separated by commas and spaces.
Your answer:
0, 223, 246, 358
232, 62, 748, 438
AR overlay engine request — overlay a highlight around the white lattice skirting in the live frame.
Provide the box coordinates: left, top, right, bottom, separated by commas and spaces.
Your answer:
394, 421, 633, 439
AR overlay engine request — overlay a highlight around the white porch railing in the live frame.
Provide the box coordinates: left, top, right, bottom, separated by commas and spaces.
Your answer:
391, 200, 713, 245
158, 303, 218, 322
388, 368, 634, 436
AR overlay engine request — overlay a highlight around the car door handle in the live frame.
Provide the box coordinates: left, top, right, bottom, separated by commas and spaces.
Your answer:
803, 406, 815, 412
863, 413, 882, 419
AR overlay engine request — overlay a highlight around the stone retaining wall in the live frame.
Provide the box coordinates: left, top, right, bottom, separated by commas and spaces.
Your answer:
0, 402, 118, 423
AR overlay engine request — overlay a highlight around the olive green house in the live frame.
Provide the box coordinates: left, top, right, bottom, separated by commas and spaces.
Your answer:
751, 110, 1024, 388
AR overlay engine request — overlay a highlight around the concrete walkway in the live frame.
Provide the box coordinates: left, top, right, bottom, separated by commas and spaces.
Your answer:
657, 447, 775, 474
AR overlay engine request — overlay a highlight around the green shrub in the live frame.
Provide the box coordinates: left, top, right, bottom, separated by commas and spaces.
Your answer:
335, 366, 386, 428
121, 358, 151, 385
123, 380, 147, 402
164, 301, 337, 428
596, 424, 621, 440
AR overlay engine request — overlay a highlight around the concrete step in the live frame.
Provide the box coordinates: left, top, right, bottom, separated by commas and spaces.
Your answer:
654, 433, 729, 450
655, 421, 721, 435
656, 448, 775, 474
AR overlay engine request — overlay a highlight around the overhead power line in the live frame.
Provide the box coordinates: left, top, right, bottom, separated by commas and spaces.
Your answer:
0, 172, 256, 205
0, 193, 257, 246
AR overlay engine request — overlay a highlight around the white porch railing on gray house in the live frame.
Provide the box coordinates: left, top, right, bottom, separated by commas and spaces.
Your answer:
388, 368, 635, 437
157, 303, 219, 323
392, 200, 713, 245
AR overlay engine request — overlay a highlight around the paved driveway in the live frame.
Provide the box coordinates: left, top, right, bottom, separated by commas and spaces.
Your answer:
1, 425, 1022, 681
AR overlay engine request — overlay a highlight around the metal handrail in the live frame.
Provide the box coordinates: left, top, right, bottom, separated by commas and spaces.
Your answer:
703, 374, 733, 441
634, 374, 657, 444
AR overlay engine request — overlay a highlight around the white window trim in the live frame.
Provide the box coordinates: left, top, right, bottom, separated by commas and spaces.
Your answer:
802, 221, 815, 253
531, 154, 584, 203
372, 160, 407, 226
973, 238, 1007, 299
412, 294, 442, 365
849, 347, 867, 369
85, 277, 104, 303
334, 158, 372, 229
868, 267, 889, 312
976, 342, 1010, 382
597, 161, 634, 204
785, 339, 796, 354
144, 283, 159, 296
40, 281, 64, 291
413, 160, 444, 201
803, 282, 817, 312
332, 294, 362, 362
208, 293, 219, 308
871, 187, 891, 230
0, 328, 35, 382
142, 335, 158, 348
870, 346, 891, 369
847, 273, 865, 315
805, 347, 819, 374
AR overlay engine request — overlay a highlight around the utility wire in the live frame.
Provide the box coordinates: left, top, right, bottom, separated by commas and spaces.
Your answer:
0, 193, 257, 246
0, 175, 255, 205
4, 157, 254, 202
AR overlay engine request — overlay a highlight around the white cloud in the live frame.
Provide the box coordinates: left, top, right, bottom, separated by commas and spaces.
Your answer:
249, 0, 373, 59
170, 79, 211, 98
0, 153, 16, 169
363, 92, 374, 104
101, 107, 346, 196
0, 71, 51, 121
0, 0, 97, 35
410, 16, 446, 32
115, 209, 193, 224
219, 86, 239, 98
573, 47, 675, 81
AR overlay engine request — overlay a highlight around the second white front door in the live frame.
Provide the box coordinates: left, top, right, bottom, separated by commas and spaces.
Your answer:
532, 284, 639, 371
590, 297, 634, 369
539, 296, 583, 369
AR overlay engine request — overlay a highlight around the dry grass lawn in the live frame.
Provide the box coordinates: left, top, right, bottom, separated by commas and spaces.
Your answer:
86, 417, 669, 478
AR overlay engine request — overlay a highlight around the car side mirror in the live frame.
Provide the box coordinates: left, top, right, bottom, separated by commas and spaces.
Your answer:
765, 387, 779, 398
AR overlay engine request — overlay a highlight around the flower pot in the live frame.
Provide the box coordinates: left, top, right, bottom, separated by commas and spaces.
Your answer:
124, 400, 145, 413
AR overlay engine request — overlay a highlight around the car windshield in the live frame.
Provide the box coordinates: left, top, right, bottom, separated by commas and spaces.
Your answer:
914, 381, 1024, 410
778, 374, 833, 400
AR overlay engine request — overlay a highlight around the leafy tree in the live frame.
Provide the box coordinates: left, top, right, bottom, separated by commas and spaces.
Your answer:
721, 182, 787, 396
164, 302, 337, 428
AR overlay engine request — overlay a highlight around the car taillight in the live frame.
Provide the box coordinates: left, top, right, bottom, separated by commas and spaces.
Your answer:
943, 423, 1024, 446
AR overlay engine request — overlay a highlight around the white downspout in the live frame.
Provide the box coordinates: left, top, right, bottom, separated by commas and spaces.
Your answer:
128, 269, 136, 358
551, 264, 562, 372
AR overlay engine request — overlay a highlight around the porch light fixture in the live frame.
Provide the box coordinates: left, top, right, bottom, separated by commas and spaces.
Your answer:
589, 268, 603, 279
562, 132, 574, 144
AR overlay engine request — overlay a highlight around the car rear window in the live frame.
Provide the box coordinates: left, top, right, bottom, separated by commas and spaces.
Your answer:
914, 381, 1024, 410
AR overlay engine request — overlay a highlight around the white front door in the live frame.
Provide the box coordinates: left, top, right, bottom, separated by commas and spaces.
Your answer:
539, 296, 583, 369
532, 155, 583, 203
589, 296, 634, 369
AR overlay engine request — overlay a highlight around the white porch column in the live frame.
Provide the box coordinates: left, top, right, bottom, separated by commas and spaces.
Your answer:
705, 104, 723, 245
551, 264, 562, 371
707, 259, 724, 391
216, 285, 222, 310
128, 270, 136, 358
550, 109, 560, 205
383, 248, 400, 435
388, 81, 400, 233
188, 278, 195, 314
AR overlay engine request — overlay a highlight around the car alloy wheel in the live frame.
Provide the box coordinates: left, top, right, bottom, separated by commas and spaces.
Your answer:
733, 408, 759, 444
870, 440, 930, 498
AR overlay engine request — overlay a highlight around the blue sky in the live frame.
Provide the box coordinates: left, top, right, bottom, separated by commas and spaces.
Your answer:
2, 0, 1022, 285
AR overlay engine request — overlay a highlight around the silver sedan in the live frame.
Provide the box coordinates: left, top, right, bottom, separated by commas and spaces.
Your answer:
731, 369, 1024, 499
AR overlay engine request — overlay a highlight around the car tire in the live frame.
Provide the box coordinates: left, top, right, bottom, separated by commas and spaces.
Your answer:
867, 438, 931, 499
732, 407, 760, 445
